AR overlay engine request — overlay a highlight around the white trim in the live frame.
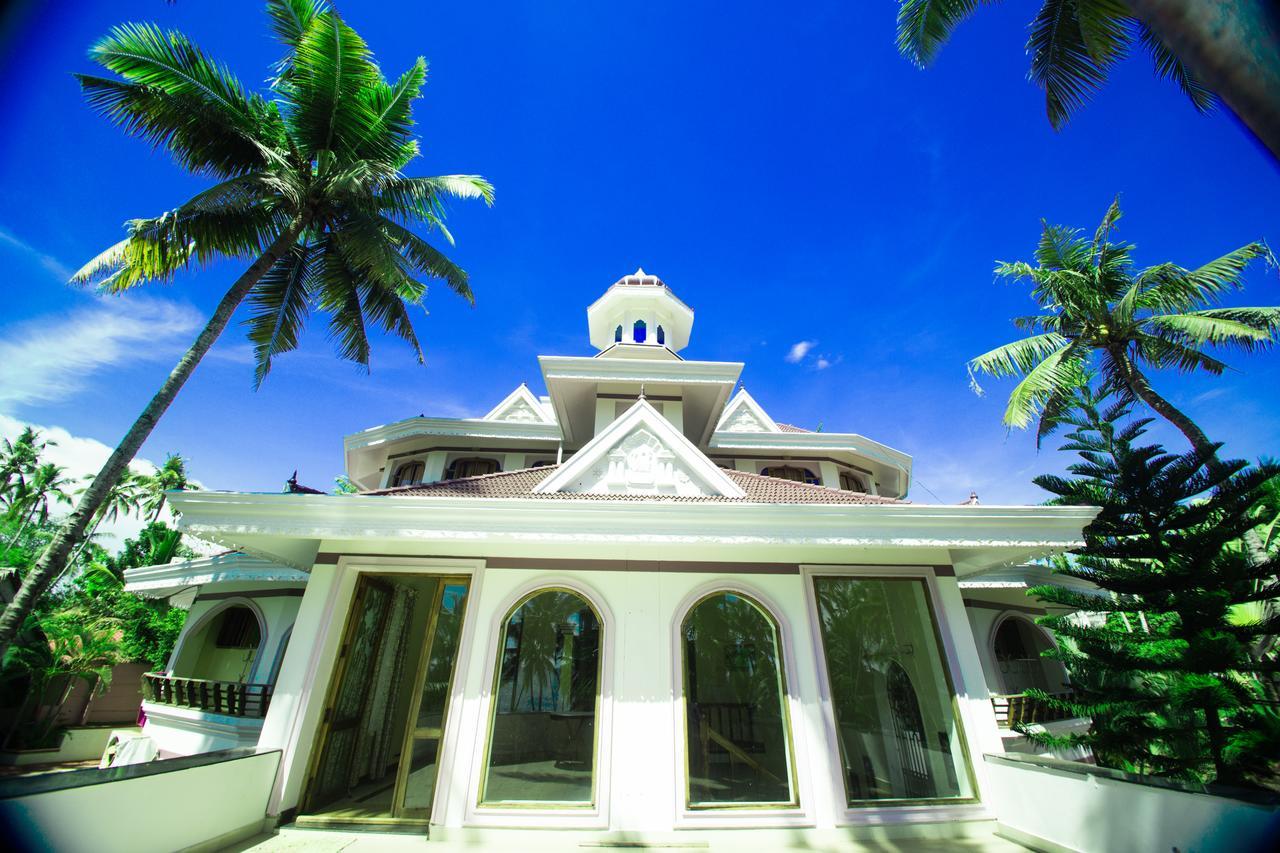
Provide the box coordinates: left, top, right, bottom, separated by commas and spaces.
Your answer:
667, 580, 815, 829
482, 384, 556, 424
533, 399, 745, 499
141, 701, 265, 745
464, 576, 616, 830
714, 388, 781, 434
344, 417, 563, 453
124, 552, 308, 598
798, 565, 985, 824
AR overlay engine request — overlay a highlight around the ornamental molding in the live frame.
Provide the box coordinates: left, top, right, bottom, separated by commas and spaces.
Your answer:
482, 384, 555, 424
123, 552, 309, 597
715, 388, 780, 433
533, 399, 744, 498
344, 416, 562, 452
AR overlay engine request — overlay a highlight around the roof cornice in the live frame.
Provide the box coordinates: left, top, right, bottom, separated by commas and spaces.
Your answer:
709, 430, 913, 468
169, 490, 1097, 557
538, 355, 743, 385
344, 416, 563, 452
122, 551, 309, 596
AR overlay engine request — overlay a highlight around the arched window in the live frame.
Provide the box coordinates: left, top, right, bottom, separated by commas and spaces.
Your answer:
172, 604, 262, 684
481, 589, 602, 805
392, 460, 425, 487
633, 320, 647, 343
681, 591, 796, 806
838, 471, 864, 492
993, 616, 1064, 694
656, 325, 665, 345
811, 576, 972, 803
614, 325, 622, 343
761, 465, 820, 486
445, 457, 500, 480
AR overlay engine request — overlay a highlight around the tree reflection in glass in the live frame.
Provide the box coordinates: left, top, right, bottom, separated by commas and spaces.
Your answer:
482, 589, 600, 805
812, 577, 971, 803
682, 592, 796, 806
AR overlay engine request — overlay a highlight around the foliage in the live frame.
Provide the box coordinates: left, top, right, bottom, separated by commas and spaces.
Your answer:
968, 198, 1277, 448
71, 0, 494, 386
1026, 385, 1280, 788
333, 474, 358, 494
895, 0, 1215, 129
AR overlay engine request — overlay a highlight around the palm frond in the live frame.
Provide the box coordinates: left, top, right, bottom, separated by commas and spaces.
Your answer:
895, 0, 993, 68
267, 0, 329, 49
284, 8, 381, 159
315, 238, 371, 367
350, 58, 427, 162
1092, 193, 1123, 257
246, 242, 317, 387
970, 332, 1070, 381
1028, 0, 1119, 130
1137, 22, 1215, 113
1137, 243, 1269, 311
1003, 344, 1087, 429
1146, 309, 1280, 349
376, 216, 473, 303
1132, 335, 1231, 375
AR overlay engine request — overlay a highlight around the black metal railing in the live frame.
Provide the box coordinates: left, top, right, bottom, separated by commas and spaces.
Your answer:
142, 672, 273, 718
991, 691, 1077, 728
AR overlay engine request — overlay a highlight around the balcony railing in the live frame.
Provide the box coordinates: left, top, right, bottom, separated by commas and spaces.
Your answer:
142, 672, 273, 719
991, 691, 1078, 728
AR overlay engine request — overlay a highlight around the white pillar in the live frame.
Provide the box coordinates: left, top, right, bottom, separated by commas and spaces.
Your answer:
503, 452, 526, 471
595, 397, 615, 436
734, 458, 755, 473
423, 450, 447, 483
818, 460, 840, 488
661, 400, 684, 432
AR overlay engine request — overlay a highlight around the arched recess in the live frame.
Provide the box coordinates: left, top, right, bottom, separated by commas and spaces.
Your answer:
990, 613, 1068, 694
169, 597, 269, 684
392, 460, 425, 487
477, 581, 610, 809
676, 587, 798, 808
614, 324, 623, 343
633, 319, 647, 343
656, 325, 665, 345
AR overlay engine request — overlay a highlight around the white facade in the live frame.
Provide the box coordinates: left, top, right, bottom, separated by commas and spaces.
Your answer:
142, 270, 1096, 843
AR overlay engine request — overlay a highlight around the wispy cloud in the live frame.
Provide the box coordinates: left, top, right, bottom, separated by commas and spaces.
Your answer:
0, 297, 202, 408
0, 225, 73, 281
785, 340, 816, 363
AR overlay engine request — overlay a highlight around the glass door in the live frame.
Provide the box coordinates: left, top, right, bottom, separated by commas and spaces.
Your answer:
300, 574, 470, 825
393, 581, 469, 818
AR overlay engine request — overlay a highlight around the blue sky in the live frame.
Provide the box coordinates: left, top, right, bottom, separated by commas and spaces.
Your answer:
1, 0, 1277, 509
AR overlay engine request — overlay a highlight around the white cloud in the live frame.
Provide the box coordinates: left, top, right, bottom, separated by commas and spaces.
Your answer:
815, 357, 831, 370
785, 340, 816, 363
0, 225, 73, 281
0, 297, 202, 408
0, 413, 171, 550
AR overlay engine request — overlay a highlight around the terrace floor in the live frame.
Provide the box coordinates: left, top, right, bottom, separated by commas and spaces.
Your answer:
224, 826, 1030, 852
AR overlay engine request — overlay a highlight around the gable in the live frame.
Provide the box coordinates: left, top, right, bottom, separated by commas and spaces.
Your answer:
483, 384, 554, 423
535, 400, 744, 498
715, 389, 779, 433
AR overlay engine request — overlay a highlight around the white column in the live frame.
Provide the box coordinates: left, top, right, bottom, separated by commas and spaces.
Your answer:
661, 400, 684, 432
502, 452, 526, 471
734, 458, 756, 473
594, 397, 615, 436
818, 460, 840, 488
423, 450, 447, 483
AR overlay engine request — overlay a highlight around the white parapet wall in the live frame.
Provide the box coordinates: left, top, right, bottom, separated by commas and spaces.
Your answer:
984, 753, 1280, 853
0, 748, 279, 853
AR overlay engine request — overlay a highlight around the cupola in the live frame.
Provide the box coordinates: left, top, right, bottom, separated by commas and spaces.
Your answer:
586, 268, 694, 355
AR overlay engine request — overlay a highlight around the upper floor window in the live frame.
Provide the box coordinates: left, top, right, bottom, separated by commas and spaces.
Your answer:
761, 465, 819, 486
392, 460, 425, 487
839, 471, 864, 492
446, 457, 500, 480
614, 325, 623, 343
656, 325, 665, 345
633, 320, 647, 343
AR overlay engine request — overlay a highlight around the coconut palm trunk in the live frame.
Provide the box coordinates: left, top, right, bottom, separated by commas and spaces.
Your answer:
0, 218, 305, 657
1125, 0, 1280, 160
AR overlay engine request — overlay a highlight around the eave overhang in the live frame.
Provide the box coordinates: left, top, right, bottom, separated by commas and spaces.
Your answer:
709, 430, 913, 496
169, 491, 1097, 577
123, 551, 310, 598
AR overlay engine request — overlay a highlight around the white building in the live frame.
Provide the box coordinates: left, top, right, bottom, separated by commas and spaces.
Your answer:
125, 269, 1096, 845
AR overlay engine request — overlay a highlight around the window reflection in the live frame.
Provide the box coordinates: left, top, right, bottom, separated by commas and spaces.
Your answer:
481, 589, 601, 805
682, 592, 796, 806
812, 577, 971, 803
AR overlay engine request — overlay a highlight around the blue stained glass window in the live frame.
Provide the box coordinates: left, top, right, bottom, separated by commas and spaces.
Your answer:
614, 325, 622, 343
657, 325, 665, 345
633, 320, 647, 343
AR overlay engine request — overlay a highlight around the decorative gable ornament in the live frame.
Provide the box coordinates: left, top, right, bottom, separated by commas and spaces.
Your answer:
483, 384, 554, 423
535, 399, 745, 498
715, 388, 780, 433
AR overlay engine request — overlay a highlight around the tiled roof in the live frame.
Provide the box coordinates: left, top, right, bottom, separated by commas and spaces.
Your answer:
365, 465, 904, 504
774, 422, 812, 433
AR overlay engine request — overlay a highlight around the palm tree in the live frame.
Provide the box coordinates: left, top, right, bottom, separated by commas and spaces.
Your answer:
139, 454, 193, 523
968, 197, 1279, 454
4, 465, 75, 551
67, 470, 147, 569
894, 1, 1280, 158
1, 429, 53, 509
0, 0, 493, 657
